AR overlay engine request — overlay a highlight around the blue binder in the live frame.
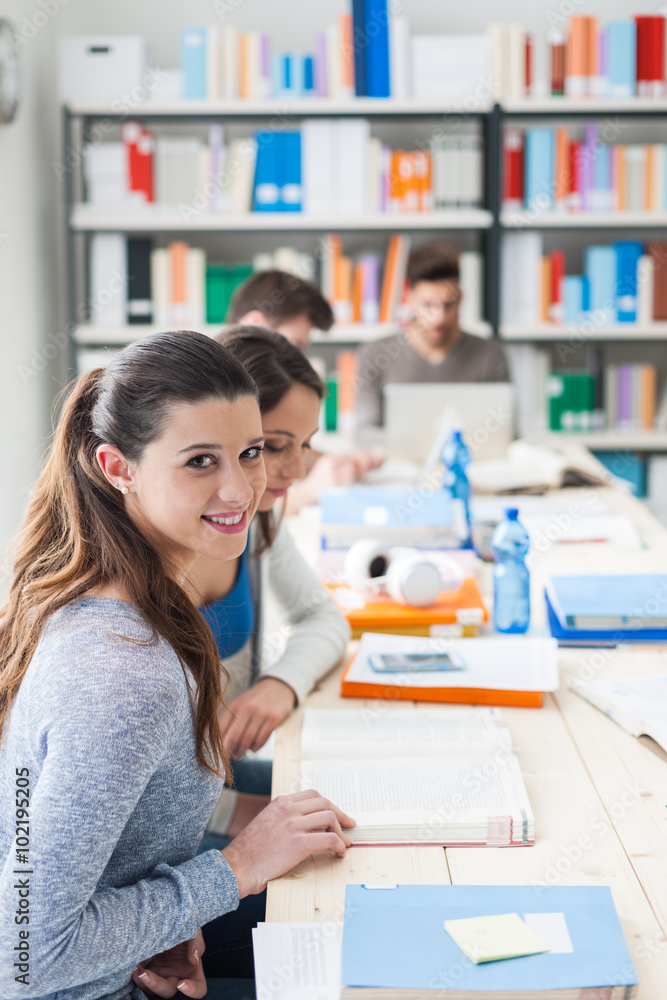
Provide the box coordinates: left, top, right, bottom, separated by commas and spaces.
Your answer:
364, 0, 390, 97
252, 131, 280, 212
545, 590, 667, 646
351, 0, 367, 96
342, 884, 638, 993
525, 128, 554, 212
608, 20, 636, 98
279, 132, 302, 212
615, 241, 643, 322
181, 27, 207, 100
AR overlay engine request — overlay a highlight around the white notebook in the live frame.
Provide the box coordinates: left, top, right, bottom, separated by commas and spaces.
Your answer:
299, 706, 534, 848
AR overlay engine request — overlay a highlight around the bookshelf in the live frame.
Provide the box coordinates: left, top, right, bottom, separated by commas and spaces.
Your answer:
62, 99, 498, 376
63, 97, 667, 452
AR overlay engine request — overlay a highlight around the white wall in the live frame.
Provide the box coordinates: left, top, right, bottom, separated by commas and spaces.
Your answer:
1, 0, 665, 569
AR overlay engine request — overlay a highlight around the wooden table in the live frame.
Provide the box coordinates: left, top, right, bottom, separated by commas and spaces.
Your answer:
267, 479, 667, 998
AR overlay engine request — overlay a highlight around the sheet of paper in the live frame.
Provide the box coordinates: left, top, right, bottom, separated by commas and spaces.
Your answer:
523, 912, 573, 953
444, 912, 549, 964
346, 632, 559, 692
300, 707, 511, 761
252, 922, 342, 1000
300, 754, 532, 834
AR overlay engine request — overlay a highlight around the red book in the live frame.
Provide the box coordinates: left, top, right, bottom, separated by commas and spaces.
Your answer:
549, 29, 566, 95
525, 34, 533, 95
137, 129, 154, 203
549, 250, 566, 324
502, 127, 524, 209
121, 120, 154, 205
635, 16, 666, 96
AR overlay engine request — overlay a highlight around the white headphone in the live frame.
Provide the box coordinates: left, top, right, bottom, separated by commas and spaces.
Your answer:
342, 539, 464, 608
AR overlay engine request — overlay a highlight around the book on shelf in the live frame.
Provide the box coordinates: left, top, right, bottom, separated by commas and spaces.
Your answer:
501, 232, 667, 328
570, 673, 667, 753
487, 13, 665, 101
503, 121, 667, 217
179, 1, 408, 102
340, 631, 559, 708
299, 704, 535, 846
340, 884, 638, 999
84, 118, 481, 218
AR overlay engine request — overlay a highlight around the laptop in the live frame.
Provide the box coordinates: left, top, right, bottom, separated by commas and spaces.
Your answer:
383, 382, 515, 464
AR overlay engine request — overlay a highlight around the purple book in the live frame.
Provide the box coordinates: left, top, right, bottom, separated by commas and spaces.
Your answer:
582, 122, 599, 211
618, 364, 631, 427
316, 33, 327, 98
361, 254, 380, 323
261, 34, 271, 96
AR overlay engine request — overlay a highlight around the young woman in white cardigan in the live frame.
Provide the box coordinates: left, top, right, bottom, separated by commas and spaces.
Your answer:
189, 326, 350, 847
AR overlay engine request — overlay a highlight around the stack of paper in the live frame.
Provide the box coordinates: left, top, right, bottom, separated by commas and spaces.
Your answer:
341, 632, 559, 708
252, 922, 342, 1000
299, 706, 534, 846
571, 674, 667, 753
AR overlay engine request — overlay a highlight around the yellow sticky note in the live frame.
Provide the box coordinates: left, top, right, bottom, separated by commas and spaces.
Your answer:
444, 913, 550, 964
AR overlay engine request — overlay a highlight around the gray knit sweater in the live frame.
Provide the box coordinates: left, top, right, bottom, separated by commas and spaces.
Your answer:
0, 597, 239, 1000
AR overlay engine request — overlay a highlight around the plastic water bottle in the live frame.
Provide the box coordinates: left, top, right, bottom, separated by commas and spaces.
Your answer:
442, 429, 472, 548
490, 508, 530, 634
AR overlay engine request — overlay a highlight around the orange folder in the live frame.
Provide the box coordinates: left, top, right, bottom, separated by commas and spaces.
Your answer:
340, 657, 546, 708
328, 576, 489, 639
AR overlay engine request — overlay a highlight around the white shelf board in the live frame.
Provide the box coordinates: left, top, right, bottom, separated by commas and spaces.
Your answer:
503, 97, 667, 114
71, 205, 492, 232
66, 98, 492, 117
533, 430, 667, 451
501, 323, 667, 341
501, 209, 667, 228
73, 323, 409, 347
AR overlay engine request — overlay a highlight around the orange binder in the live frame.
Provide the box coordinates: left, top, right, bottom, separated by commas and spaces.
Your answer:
340, 658, 546, 707
328, 576, 489, 639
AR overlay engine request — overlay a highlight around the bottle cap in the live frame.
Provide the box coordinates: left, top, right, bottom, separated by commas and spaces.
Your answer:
506, 508, 519, 519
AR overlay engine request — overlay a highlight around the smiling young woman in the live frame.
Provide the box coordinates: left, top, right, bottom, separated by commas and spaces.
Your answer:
0, 331, 353, 1000
187, 326, 351, 856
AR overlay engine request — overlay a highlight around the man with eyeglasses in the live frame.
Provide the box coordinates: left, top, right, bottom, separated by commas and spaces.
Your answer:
355, 242, 509, 434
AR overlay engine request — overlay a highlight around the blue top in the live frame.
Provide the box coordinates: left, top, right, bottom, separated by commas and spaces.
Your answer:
199, 545, 255, 660
0, 597, 239, 1000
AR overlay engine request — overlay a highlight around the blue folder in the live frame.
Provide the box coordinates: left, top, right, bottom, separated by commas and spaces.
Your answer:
181, 28, 207, 100
252, 131, 280, 212
320, 485, 451, 528
545, 590, 667, 646
342, 884, 638, 993
364, 0, 390, 97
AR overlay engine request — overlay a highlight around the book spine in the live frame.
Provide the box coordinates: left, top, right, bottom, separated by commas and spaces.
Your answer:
549, 250, 565, 323
361, 254, 380, 323
549, 28, 566, 95
315, 33, 328, 97
127, 238, 153, 324
340, 13, 355, 99
181, 27, 207, 100
365, 0, 391, 98
351, 0, 367, 97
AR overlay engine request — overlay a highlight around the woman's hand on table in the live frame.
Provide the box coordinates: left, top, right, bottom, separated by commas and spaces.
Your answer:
220, 677, 297, 758
132, 929, 206, 997
222, 790, 356, 897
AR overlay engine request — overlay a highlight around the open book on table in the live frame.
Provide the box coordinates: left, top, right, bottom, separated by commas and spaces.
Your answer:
570, 674, 667, 754
299, 706, 534, 847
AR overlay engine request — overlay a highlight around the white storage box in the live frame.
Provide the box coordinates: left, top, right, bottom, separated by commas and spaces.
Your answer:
58, 37, 147, 104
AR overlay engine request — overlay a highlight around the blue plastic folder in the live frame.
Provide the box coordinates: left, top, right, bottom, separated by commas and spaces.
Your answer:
341, 884, 638, 993
545, 591, 667, 646
320, 486, 451, 528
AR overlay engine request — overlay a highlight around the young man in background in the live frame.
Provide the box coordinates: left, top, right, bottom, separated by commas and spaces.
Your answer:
355, 243, 510, 434
228, 270, 381, 510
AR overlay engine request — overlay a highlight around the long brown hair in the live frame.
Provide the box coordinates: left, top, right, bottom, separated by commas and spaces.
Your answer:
217, 325, 324, 551
0, 331, 258, 778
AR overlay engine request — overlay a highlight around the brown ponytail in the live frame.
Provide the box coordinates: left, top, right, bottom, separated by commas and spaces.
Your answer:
0, 331, 258, 779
